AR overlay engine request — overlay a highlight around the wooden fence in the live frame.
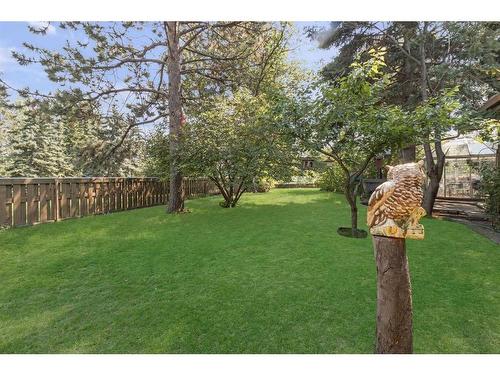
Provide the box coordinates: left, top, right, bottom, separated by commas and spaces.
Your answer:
0, 177, 219, 229
274, 183, 318, 188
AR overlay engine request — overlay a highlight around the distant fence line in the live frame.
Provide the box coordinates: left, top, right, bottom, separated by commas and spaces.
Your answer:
274, 183, 318, 188
0, 177, 219, 229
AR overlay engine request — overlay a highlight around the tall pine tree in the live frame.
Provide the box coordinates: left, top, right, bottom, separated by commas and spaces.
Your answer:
6, 99, 72, 177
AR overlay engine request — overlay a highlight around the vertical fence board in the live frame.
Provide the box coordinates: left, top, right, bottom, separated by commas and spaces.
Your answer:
103, 182, 109, 213
127, 180, 132, 209
48, 183, 56, 222
6, 184, 13, 226
128, 180, 133, 209
141, 181, 146, 207
109, 181, 116, 212
116, 180, 122, 211
54, 180, 60, 221
0, 185, 9, 227
79, 183, 87, 217
153, 181, 158, 205
26, 184, 38, 225
60, 182, 68, 219
133, 180, 138, 208
88, 182, 95, 215
39, 184, 49, 223
12, 184, 24, 226
96, 182, 103, 214
70, 182, 78, 218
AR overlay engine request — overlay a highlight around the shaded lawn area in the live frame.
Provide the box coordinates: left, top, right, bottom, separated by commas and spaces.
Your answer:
0, 188, 498, 353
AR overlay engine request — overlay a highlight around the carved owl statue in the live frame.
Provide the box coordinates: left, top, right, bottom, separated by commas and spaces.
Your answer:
367, 161, 426, 239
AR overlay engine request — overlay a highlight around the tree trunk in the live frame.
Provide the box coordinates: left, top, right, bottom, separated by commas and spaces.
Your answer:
166, 21, 185, 213
373, 236, 413, 354
344, 182, 359, 231
423, 141, 445, 216
419, 22, 445, 217
398, 35, 417, 164
350, 199, 358, 230
400, 146, 416, 163
419, 22, 428, 103
496, 147, 499, 169
423, 172, 440, 216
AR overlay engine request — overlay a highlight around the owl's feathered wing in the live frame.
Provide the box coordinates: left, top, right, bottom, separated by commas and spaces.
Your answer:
367, 180, 396, 228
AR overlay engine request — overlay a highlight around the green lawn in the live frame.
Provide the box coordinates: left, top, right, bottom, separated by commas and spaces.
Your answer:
0, 188, 498, 353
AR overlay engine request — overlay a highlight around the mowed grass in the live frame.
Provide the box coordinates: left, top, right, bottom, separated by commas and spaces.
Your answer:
0, 189, 498, 353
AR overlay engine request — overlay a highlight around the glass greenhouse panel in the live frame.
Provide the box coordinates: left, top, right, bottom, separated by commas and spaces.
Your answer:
439, 157, 495, 199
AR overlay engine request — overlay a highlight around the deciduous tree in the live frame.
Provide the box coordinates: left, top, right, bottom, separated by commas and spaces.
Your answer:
290, 50, 410, 235
313, 21, 499, 215
181, 88, 298, 208
12, 21, 289, 212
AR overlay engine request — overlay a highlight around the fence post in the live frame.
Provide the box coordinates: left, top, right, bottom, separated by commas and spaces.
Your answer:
54, 178, 60, 222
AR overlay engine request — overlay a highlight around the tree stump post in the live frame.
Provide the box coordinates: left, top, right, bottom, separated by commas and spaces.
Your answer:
373, 236, 413, 353
367, 162, 427, 354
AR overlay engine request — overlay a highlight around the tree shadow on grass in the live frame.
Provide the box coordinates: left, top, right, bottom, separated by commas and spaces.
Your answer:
270, 188, 322, 195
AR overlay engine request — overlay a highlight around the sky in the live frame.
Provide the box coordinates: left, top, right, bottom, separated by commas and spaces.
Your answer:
0, 21, 338, 97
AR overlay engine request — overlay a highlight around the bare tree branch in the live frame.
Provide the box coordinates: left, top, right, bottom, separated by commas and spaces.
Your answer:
92, 57, 166, 70
88, 87, 168, 101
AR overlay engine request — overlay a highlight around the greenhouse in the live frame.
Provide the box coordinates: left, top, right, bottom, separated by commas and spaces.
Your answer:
437, 137, 497, 199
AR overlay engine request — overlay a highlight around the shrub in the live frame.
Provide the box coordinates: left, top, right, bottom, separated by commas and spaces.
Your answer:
477, 161, 500, 230
318, 165, 345, 193
251, 178, 275, 193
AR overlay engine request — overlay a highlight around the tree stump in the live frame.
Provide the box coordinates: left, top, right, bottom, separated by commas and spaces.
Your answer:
373, 236, 413, 354
366, 162, 426, 354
